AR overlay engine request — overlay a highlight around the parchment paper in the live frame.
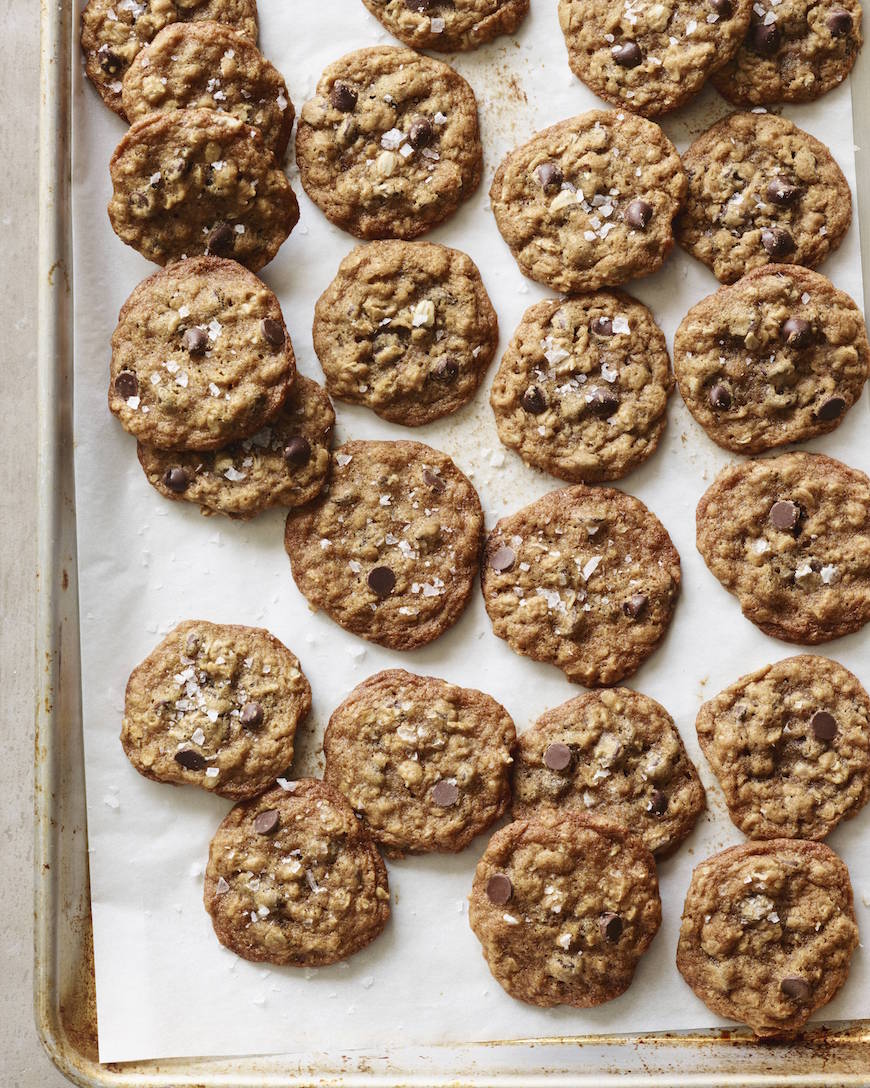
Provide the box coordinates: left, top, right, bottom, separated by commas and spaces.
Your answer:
71, 0, 870, 1063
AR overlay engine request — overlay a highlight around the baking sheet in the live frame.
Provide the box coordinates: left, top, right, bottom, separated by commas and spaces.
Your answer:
71, 0, 870, 1065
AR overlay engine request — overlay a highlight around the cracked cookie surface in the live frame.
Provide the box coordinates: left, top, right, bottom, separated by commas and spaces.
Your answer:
284, 440, 484, 650
480, 484, 681, 687
295, 46, 482, 240
675, 265, 869, 454
120, 620, 311, 800
491, 291, 673, 483
323, 669, 516, 857
360, 0, 529, 51
469, 811, 661, 1007
696, 451, 870, 643
313, 241, 498, 426
204, 778, 390, 965
676, 112, 851, 284
109, 257, 295, 451
108, 108, 299, 270
696, 655, 870, 840
513, 688, 704, 856
122, 22, 294, 158
676, 839, 859, 1036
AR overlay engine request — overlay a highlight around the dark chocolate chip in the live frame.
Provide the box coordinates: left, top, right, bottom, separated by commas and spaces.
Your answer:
163, 466, 190, 493
431, 779, 460, 807
205, 221, 235, 256
750, 19, 781, 54
253, 808, 280, 835
536, 162, 564, 190
769, 499, 801, 531
543, 742, 572, 771
489, 545, 516, 572
810, 710, 838, 741
782, 317, 813, 348
648, 789, 668, 815
423, 468, 446, 492
827, 8, 853, 34
816, 396, 846, 421
98, 45, 123, 74
780, 975, 811, 1002
114, 370, 138, 399
623, 593, 648, 619
367, 566, 396, 597
766, 176, 801, 206
405, 0, 433, 9
240, 701, 264, 727
761, 227, 795, 258
710, 0, 733, 14
588, 387, 620, 416
408, 117, 434, 149
486, 873, 513, 905
600, 912, 623, 942
330, 82, 358, 111
709, 382, 732, 410
612, 41, 642, 67
283, 436, 312, 467
175, 748, 206, 771
261, 318, 285, 348
182, 326, 208, 355
626, 199, 653, 230
430, 356, 458, 383
590, 316, 613, 337
521, 384, 547, 414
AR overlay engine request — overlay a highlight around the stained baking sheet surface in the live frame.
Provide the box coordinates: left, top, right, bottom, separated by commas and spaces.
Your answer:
71, 0, 870, 1064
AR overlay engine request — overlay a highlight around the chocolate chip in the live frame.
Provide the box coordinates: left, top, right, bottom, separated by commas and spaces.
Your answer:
205, 221, 235, 256
98, 45, 122, 74
709, 382, 732, 410
283, 436, 312, 467
175, 749, 206, 771
780, 975, 811, 1002
827, 8, 853, 34
816, 396, 846, 421
114, 371, 138, 399
330, 82, 358, 111
810, 710, 838, 741
710, 0, 733, 14
240, 701, 264, 727
769, 499, 802, 531
543, 742, 572, 771
408, 117, 434, 149
486, 873, 513, 905
761, 227, 795, 258
588, 387, 620, 417
430, 356, 458, 383
489, 545, 516, 572
648, 789, 668, 815
612, 41, 642, 67
626, 199, 653, 230
750, 19, 781, 53
423, 468, 446, 492
182, 326, 208, 355
404, 0, 433, 9
367, 566, 396, 597
590, 316, 613, 337
536, 162, 564, 190
253, 808, 280, 835
766, 176, 801, 206
431, 779, 459, 807
163, 467, 190, 493
521, 385, 546, 414
261, 318, 285, 348
623, 593, 648, 619
600, 912, 623, 942
782, 317, 813, 348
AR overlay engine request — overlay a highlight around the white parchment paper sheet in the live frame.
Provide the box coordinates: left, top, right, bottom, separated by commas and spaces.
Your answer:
72, 0, 870, 1064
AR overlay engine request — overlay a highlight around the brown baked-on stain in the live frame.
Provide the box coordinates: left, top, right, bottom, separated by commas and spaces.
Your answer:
61, 569, 69, 591
58, 909, 99, 1064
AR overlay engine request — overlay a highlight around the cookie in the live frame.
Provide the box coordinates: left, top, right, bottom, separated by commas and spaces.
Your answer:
558, 0, 753, 117
122, 22, 294, 158
711, 0, 863, 105
696, 655, 870, 841
108, 108, 299, 270
204, 779, 390, 966
490, 110, 686, 294
120, 620, 311, 800
696, 451, 870, 643
490, 291, 673, 483
295, 46, 482, 240
676, 112, 852, 285
512, 688, 705, 856
468, 811, 661, 1007
284, 440, 484, 650
313, 241, 498, 426
481, 484, 681, 686
323, 669, 516, 857
674, 265, 870, 454
137, 375, 335, 518
109, 257, 295, 451
359, 0, 529, 51
81, 0, 258, 117
676, 839, 859, 1036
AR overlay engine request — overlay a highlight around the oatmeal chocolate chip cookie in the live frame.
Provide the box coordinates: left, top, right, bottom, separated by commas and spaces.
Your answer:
120, 620, 311, 800
137, 375, 335, 518
481, 484, 681, 687
323, 669, 516, 857
81, 0, 258, 117
108, 108, 299, 270
676, 839, 859, 1036
109, 257, 295, 451
359, 0, 529, 51
313, 241, 498, 426
490, 111, 687, 294
711, 0, 863, 105
696, 451, 870, 643
284, 440, 484, 650
295, 46, 483, 240
558, 0, 753, 117
512, 688, 704, 856
696, 655, 870, 841
469, 811, 661, 1007
675, 265, 870, 454
676, 112, 852, 285
491, 291, 673, 483
122, 22, 294, 158
204, 778, 391, 966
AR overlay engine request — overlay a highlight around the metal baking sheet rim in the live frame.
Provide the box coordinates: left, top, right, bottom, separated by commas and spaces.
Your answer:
32, 0, 870, 1083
